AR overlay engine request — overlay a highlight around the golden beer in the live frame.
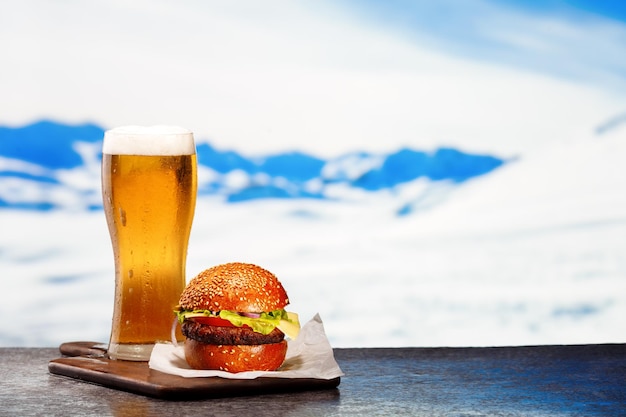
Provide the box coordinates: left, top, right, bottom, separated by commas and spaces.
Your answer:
102, 126, 197, 361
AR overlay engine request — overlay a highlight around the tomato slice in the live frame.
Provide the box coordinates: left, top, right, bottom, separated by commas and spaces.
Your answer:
191, 316, 236, 327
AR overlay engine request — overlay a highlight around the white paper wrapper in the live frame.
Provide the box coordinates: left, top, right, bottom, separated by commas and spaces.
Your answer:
149, 313, 344, 380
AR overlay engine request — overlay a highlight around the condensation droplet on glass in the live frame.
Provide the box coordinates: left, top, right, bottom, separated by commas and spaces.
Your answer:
119, 208, 127, 226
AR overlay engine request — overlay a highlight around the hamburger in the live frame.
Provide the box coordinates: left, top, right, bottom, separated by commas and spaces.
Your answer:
175, 262, 300, 372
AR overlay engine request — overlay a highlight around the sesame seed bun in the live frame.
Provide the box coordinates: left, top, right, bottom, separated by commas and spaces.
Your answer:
179, 262, 290, 313
184, 339, 288, 372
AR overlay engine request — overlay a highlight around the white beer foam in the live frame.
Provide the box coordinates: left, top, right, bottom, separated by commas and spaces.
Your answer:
103, 125, 196, 155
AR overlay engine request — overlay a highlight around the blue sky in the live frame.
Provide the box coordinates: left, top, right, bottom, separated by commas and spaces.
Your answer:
0, 1, 624, 157
498, 0, 626, 21
335, 0, 626, 92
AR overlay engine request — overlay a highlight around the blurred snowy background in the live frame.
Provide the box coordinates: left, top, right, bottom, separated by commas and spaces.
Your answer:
1, 0, 625, 347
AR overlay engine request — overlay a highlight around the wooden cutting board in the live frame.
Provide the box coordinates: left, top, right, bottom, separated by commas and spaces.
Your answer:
48, 342, 340, 400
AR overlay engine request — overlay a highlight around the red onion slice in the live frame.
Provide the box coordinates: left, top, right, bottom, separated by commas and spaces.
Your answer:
171, 317, 179, 347
238, 312, 261, 318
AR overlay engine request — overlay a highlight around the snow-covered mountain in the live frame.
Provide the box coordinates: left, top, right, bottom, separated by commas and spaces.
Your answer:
1, 119, 625, 348
0, 120, 504, 213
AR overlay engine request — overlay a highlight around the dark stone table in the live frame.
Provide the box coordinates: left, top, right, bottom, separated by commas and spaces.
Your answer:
1, 344, 624, 416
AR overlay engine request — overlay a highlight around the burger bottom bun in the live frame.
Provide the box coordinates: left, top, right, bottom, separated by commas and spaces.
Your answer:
184, 339, 288, 372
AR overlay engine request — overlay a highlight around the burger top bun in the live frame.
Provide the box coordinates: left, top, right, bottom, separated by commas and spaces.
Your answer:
179, 262, 290, 313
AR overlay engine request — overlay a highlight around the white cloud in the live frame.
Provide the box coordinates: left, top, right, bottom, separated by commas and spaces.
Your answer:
0, 0, 624, 158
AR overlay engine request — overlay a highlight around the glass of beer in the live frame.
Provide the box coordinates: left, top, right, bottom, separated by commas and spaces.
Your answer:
101, 126, 197, 361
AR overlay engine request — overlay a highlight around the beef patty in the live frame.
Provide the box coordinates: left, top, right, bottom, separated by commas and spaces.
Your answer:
182, 320, 285, 345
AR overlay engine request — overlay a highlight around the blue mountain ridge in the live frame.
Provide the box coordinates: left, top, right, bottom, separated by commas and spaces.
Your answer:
0, 120, 505, 213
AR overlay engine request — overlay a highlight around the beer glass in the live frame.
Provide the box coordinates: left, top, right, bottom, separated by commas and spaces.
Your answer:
101, 126, 197, 361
